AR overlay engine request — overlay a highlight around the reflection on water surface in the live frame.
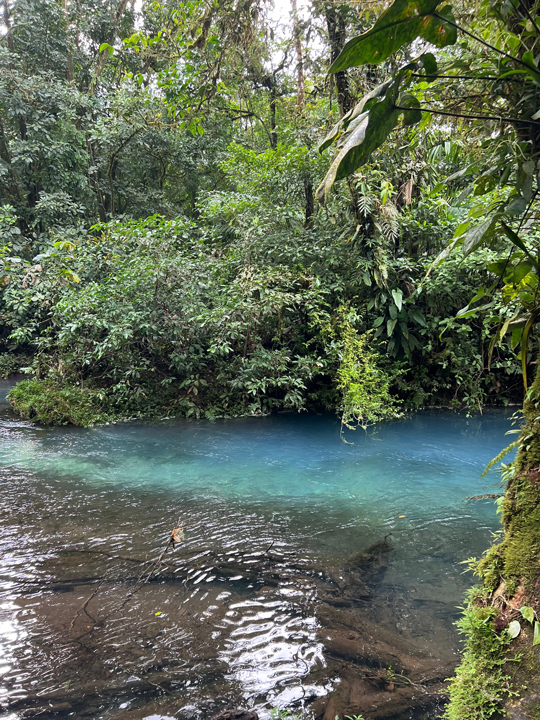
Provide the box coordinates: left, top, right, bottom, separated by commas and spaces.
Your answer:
0, 382, 512, 718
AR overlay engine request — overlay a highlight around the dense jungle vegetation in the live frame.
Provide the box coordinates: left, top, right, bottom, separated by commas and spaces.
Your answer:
2, 0, 540, 716
0, 0, 531, 429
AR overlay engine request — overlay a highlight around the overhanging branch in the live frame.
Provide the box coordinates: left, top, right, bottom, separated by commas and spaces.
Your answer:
394, 105, 540, 126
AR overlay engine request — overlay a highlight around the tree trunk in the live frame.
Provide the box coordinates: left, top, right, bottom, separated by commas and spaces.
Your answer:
493, 361, 540, 595
89, 0, 130, 92
324, 5, 352, 116
290, 0, 305, 109
2, 0, 29, 225
63, 0, 74, 82
2, 0, 15, 54
0, 117, 23, 208
304, 177, 314, 226
269, 80, 278, 150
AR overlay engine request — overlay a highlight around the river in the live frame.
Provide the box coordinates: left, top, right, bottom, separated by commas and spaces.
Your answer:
0, 380, 513, 720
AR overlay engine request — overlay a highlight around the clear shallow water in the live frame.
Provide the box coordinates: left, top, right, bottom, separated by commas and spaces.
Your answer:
0, 382, 513, 719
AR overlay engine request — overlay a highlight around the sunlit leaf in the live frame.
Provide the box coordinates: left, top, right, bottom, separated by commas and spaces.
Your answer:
521, 605, 535, 624
456, 301, 495, 319
534, 621, 540, 645
99, 43, 115, 56
513, 262, 534, 284
508, 620, 521, 638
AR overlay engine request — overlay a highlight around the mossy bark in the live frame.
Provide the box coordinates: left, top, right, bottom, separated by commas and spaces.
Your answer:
492, 365, 540, 596
446, 364, 540, 718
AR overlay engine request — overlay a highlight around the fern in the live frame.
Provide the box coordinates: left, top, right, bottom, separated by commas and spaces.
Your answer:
379, 202, 399, 242
481, 441, 518, 477
357, 192, 374, 217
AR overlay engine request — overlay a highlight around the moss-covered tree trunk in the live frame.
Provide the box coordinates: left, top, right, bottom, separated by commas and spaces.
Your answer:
497, 366, 540, 597
446, 363, 540, 719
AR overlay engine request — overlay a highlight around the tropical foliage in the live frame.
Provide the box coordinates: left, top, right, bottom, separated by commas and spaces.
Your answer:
0, 0, 529, 429
3, 0, 540, 716
313, 0, 540, 717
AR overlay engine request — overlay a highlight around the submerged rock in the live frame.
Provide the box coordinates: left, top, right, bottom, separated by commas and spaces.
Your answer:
211, 711, 259, 720
305, 535, 454, 720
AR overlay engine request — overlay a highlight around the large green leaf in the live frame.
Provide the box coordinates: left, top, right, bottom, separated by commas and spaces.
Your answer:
399, 93, 422, 125
461, 215, 500, 256
505, 195, 527, 216
317, 55, 443, 202
329, 0, 457, 73
318, 80, 393, 154
316, 89, 402, 204
501, 222, 539, 269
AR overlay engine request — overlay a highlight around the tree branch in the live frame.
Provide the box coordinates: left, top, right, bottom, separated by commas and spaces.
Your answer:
89, 0, 130, 92
517, 0, 540, 36
410, 73, 524, 83
394, 105, 540, 126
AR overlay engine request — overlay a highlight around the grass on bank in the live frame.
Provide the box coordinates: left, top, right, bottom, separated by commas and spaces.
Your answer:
7, 379, 112, 426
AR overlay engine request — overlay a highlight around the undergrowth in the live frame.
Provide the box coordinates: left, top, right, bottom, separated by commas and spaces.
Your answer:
0, 352, 32, 378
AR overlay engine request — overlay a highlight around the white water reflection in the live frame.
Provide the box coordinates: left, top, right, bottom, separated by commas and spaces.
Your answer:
0, 603, 27, 709
219, 590, 326, 700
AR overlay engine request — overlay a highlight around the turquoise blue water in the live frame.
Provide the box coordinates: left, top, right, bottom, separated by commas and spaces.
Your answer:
0, 404, 511, 501
0, 386, 515, 718
0, 408, 510, 553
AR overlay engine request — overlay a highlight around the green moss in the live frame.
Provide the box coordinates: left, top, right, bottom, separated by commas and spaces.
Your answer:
501, 483, 540, 593
502, 632, 540, 719
447, 364, 540, 718
475, 369, 540, 597
476, 543, 505, 593
514, 368, 540, 473
444, 589, 515, 720
8, 379, 112, 426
